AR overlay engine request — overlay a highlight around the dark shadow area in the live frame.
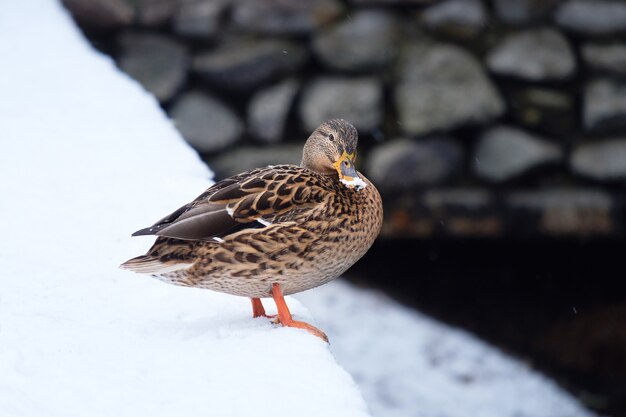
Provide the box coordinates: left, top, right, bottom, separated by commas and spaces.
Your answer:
347, 238, 626, 416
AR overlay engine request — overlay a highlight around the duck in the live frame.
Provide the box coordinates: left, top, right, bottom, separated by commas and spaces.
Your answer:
121, 119, 383, 342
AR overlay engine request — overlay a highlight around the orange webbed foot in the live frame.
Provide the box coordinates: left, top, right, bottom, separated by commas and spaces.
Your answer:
278, 318, 329, 343
271, 283, 329, 343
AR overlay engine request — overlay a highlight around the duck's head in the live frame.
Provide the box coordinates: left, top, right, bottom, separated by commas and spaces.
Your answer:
301, 119, 366, 190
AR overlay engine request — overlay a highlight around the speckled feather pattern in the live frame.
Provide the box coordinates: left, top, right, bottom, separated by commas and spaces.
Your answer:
140, 165, 382, 297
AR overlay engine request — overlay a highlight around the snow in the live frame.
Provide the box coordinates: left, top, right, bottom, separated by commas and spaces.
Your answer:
297, 281, 597, 417
0, 3, 369, 417
341, 176, 368, 190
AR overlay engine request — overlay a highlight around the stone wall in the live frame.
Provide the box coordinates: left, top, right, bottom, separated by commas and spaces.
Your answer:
63, 0, 626, 239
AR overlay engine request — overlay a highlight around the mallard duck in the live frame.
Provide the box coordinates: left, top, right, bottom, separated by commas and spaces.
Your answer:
121, 119, 383, 342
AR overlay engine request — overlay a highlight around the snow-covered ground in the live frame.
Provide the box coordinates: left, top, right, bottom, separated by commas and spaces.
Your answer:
0, 2, 597, 417
0, 3, 368, 417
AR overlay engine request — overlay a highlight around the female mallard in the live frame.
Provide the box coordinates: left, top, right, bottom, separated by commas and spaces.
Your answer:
121, 119, 383, 342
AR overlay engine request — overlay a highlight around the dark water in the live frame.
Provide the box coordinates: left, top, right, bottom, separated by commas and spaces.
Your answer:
347, 238, 626, 416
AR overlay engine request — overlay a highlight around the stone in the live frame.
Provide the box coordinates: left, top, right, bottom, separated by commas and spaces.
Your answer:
192, 38, 307, 91
486, 29, 576, 81
118, 33, 189, 103
394, 41, 504, 135
231, 0, 343, 35
365, 138, 463, 191
424, 188, 493, 210
584, 79, 626, 132
173, 0, 229, 38
507, 189, 614, 236
299, 77, 383, 132
62, 0, 134, 30
422, 188, 501, 237
248, 79, 300, 144
555, 0, 626, 36
380, 188, 500, 238
312, 10, 399, 72
210, 145, 303, 178
421, 0, 487, 37
136, 0, 179, 27
571, 139, 626, 180
582, 44, 626, 77
473, 126, 562, 182
492, 0, 560, 25
170, 91, 243, 153
508, 88, 576, 136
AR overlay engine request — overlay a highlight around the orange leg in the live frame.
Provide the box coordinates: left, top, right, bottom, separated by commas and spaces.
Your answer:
271, 283, 329, 343
250, 298, 276, 319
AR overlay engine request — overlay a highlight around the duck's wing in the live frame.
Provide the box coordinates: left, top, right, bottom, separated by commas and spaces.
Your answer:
131, 165, 328, 240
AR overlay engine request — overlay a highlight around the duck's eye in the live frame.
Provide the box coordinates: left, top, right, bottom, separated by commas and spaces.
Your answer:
328, 134, 335, 141
342, 160, 349, 167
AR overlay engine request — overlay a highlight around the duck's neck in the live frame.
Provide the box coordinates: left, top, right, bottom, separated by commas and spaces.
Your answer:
301, 136, 337, 175
300, 157, 335, 175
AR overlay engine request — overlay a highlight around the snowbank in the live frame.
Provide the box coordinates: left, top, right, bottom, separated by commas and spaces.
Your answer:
0, 3, 369, 417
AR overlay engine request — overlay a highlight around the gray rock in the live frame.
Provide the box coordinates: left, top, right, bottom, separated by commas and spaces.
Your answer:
118, 33, 189, 103
299, 77, 383, 132
62, 0, 134, 30
422, 188, 501, 237
192, 38, 307, 91
394, 41, 504, 135
582, 44, 626, 76
555, 0, 626, 36
492, 0, 560, 24
584, 79, 626, 132
136, 0, 179, 27
486, 29, 575, 81
507, 189, 614, 236
248, 79, 300, 144
473, 126, 562, 182
231, 0, 343, 35
170, 91, 243, 153
210, 145, 303, 178
424, 188, 493, 210
508, 189, 613, 211
421, 0, 487, 37
380, 187, 500, 238
571, 139, 626, 180
366, 138, 464, 190
173, 0, 229, 38
312, 10, 399, 72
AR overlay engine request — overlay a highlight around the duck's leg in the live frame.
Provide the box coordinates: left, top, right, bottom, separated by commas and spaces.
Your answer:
250, 297, 276, 318
251, 298, 265, 317
251, 298, 276, 319
271, 283, 329, 343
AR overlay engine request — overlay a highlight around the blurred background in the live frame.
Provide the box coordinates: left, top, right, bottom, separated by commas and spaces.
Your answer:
61, 0, 625, 415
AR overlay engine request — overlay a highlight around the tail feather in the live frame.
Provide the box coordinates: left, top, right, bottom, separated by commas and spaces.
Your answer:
120, 255, 194, 275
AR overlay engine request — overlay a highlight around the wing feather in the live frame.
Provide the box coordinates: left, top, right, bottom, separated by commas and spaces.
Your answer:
131, 165, 328, 241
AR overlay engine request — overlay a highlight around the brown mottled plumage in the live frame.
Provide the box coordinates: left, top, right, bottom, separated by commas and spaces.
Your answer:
121, 119, 383, 342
